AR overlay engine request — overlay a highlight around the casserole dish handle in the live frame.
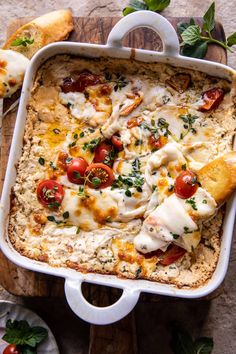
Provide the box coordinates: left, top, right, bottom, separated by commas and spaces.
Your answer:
107, 10, 180, 56
65, 278, 140, 325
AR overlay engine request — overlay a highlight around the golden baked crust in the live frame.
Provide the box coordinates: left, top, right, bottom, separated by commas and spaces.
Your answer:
8, 55, 236, 289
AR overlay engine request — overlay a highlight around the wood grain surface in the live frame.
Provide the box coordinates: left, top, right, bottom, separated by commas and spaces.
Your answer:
0, 16, 227, 298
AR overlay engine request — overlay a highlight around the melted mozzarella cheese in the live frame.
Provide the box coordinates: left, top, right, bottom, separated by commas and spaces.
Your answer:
59, 92, 96, 121
0, 49, 29, 98
134, 187, 217, 253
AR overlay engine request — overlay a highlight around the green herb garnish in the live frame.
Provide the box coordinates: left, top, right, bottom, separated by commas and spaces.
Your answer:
83, 138, 101, 152
2, 319, 48, 354
178, 2, 236, 59
11, 37, 34, 47
202, 199, 208, 204
63, 211, 69, 219
91, 177, 102, 188
123, 0, 170, 16
179, 114, 198, 140
49, 161, 57, 170
38, 157, 45, 166
170, 321, 213, 354
170, 232, 180, 239
186, 197, 197, 210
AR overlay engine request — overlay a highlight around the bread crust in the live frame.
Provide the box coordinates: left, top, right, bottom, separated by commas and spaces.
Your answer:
197, 152, 236, 205
3, 9, 73, 59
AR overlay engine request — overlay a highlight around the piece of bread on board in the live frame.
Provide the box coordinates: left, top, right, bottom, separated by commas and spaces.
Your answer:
3, 9, 73, 59
197, 152, 236, 205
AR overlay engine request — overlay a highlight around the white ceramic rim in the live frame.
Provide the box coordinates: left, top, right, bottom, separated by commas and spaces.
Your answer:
0, 11, 235, 325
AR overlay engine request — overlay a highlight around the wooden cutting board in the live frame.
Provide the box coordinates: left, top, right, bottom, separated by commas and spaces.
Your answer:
0, 16, 227, 298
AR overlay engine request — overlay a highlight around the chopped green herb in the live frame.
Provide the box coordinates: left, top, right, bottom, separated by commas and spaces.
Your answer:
47, 215, 63, 224
73, 133, 78, 139
92, 177, 102, 188
170, 232, 180, 239
184, 226, 189, 233
186, 197, 197, 210
202, 199, 208, 204
66, 157, 73, 164
80, 131, 85, 138
63, 211, 69, 219
38, 157, 45, 166
106, 216, 112, 223
135, 267, 142, 278
48, 201, 60, 209
152, 185, 157, 192
69, 141, 76, 148
83, 138, 101, 152
125, 189, 132, 197
181, 163, 187, 170
11, 37, 34, 47
76, 226, 80, 234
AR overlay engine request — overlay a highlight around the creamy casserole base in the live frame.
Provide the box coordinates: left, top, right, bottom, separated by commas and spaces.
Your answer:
9, 55, 235, 288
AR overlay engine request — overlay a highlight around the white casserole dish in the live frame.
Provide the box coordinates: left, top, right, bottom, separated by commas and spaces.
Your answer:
0, 11, 236, 325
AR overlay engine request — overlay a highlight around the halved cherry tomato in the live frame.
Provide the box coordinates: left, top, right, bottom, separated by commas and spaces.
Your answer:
37, 180, 64, 208
175, 170, 198, 199
94, 142, 114, 166
199, 88, 224, 112
127, 117, 144, 129
61, 70, 101, 93
166, 73, 191, 93
67, 157, 88, 184
3, 345, 21, 354
111, 135, 124, 151
160, 245, 186, 266
85, 163, 115, 189
149, 135, 168, 150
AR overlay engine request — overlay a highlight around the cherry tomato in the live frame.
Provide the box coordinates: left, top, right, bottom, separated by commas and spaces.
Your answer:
85, 163, 115, 189
67, 157, 89, 184
94, 142, 114, 166
37, 180, 64, 208
111, 135, 123, 151
127, 117, 144, 129
166, 73, 191, 93
160, 245, 186, 266
3, 344, 21, 354
149, 135, 168, 150
61, 70, 101, 93
175, 170, 198, 199
199, 88, 224, 112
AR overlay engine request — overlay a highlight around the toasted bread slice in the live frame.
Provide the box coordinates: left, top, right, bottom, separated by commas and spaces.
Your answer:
197, 152, 236, 205
3, 9, 73, 59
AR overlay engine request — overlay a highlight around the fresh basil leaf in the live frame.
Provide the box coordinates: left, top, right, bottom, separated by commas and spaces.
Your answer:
170, 322, 195, 354
227, 32, 236, 46
144, 0, 170, 12
177, 18, 195, 35
194, 337, 214, 354
181, 25, 201, 46
11, 37, 34, 47
63, 211, 69, 219
182, 41, 208, 58
24, 326, 48, 347
203, 2, 215, 33
129, 0, 147, 10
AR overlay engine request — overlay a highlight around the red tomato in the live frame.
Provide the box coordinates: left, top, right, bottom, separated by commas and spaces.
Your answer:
199, 88, 224, 112
61, 70, 101, 93
37, 180, 64, 208
160, 245, 186, 266
3, 344, 21, 354
67, 157, 89, 184
111, 135, 123, 151
85, 163, 115, 189
94, 142, 114, 166
127, 117, 144, 129
149, 135, 168, 150
175, 170, 198, 199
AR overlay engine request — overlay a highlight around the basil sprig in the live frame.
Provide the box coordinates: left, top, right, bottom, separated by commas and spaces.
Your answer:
178, 2, 236, 58
11, 37, 34, 47
2, 319, 48, 354
123, 0, 170, 16
170, 322, 213, 354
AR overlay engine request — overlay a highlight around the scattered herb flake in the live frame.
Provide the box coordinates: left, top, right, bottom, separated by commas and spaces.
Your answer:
38, 157, 45, 166
186, 197, 197, 210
